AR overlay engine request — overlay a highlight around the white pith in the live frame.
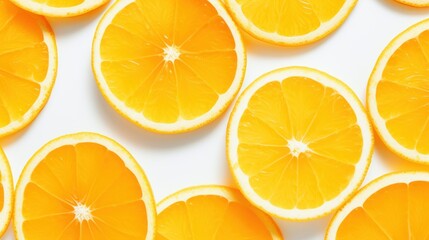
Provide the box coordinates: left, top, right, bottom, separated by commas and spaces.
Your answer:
227, 66, 373, 220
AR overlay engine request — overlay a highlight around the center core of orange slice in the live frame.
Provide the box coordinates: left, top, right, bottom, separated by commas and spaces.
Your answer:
163, 45, 181, 63
287, 139, 309, 157
73, 202, 92, 222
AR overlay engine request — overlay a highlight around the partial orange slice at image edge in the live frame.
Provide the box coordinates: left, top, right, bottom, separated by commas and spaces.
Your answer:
0, 148, 13, 237
156, 185, 283, 240
326, 172, 429, 240
0, 0, 57, 138
367, 18, 429, 164
9, 0, 109, 17
224, 0, 358, 46
14, 132, 156, 240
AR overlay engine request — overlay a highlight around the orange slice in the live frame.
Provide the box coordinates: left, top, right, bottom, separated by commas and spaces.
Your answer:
224, 0, 358, 46
92, 0, 245, 134
156, 185, 283, 239
394, 0, 429, 7
326, 172, 429, 239
227, 66, 373, 220
10, 0, 109, 17
0, 0, 57, 138
367, 18, 429, 164
14, 132, 156, 240
0, 148, 13, 237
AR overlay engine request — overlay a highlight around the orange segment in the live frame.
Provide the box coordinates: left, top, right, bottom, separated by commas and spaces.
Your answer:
93, 0, 245, 133
0, 0, 56, 138
327, 172, 429, 240
14, 133, 156, 240
225, 0, 357, 45
368, 19, 429, 163
393, 0, 429, 7
227, 67, 373, 220
156, 186, 283, 240
0, 148, 13, 238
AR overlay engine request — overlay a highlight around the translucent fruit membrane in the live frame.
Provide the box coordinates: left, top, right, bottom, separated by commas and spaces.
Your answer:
238, 77, 363, 209
0, 0, 49, 128
337, 181, 429, 239
376, 30, 429, 154
22, 143, 148, 240
100, 0, 237, 123
236, 0, 346, 36
157, 195, 273, 239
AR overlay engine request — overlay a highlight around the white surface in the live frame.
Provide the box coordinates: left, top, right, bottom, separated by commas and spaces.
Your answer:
1, 0, 429, 239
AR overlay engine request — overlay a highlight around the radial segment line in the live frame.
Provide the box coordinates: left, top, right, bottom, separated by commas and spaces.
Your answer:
93, 215, 143, 238
178, 14, 219, 48
177, 58, 219, 94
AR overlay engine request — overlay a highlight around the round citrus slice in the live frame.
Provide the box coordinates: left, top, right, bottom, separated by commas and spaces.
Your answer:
224, 0, 358, 46
0, 148, 13, 237
156, 185, 283, 239
9, 0, 109, 17
227, 66, 373, 220
394, 0, 429, 7
326, 172, 429, 239
14, 132, 156, 240
367, 19, 429, 164
92, 0, 245, 134
0, 0, 57, 138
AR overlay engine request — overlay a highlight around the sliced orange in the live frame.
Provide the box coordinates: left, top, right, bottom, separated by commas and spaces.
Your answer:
367, 18, 429, 164
227, 66, 373, 220
9, 0, 109, 17
0, 0, 57, 138
92, 0, 246, 134
156, 185, 283, 239
224, 0, 358, 46
394, 0, 429, 7
14, 132, 156, 240
326, 172, 429, 239
0, 148, 13, 237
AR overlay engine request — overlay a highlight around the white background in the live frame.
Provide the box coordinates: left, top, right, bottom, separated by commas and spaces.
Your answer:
2, 0, 429, 239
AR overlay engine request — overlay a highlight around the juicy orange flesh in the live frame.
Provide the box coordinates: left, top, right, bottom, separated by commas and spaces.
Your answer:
33, 0, 84, 8
336, 181, 429, 239
100, 0, 237, 123
237, 77, 362, 209
377, 30, 429, 154
156, 195, 273, 239
235, 0, 346, 36
21, 143, 148, 240
0, 0, 48, 129
0, 180, 3, 212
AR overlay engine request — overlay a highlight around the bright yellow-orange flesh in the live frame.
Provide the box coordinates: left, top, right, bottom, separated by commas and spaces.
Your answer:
376, 30, 429, 154
33, 0, 84, 7
0, 0, 48, 129
235, 0, 345, 36
22, 143, 148, 239
157, 195, 273, 239
336, 181, 429, 239
99, 0, 237, 123
238, 77, 362, 209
